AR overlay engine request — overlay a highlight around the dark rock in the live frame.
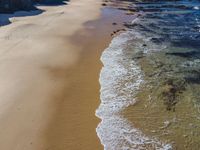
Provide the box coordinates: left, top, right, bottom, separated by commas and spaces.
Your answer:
0, 0, 69, 13
0, 0, 34, 13
151, 37, 165, 44
159, 78, 185, 111
132, 51, 144, 59
35, 0, 68, 5
166, 51, 200, 59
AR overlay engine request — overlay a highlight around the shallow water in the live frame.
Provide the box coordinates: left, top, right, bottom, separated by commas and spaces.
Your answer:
96, 0, 200, 149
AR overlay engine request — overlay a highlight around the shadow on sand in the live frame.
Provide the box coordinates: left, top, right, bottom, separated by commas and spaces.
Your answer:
36, 0, 69, 6
0, 0, 69, 26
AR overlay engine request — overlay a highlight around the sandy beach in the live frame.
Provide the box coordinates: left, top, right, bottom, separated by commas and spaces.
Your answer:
1, 0, 199, 149
0, 0, 107, 149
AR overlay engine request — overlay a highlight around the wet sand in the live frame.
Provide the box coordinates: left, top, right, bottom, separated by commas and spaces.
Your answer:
44, 3, 131, 149
0, 0, 134, 149
0, 0, 106, 149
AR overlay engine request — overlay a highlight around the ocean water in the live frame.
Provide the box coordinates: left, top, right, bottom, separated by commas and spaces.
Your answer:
96, 0, 200, 149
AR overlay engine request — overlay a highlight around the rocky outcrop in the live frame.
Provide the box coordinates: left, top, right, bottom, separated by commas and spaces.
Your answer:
35, 0, 68, 5
0, 0, 68, 13
0, 0, 34, 13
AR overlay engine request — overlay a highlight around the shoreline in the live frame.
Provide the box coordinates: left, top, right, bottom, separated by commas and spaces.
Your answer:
0, 0, 135, 149
96, 0, 200, 149
44, 2, 133, 149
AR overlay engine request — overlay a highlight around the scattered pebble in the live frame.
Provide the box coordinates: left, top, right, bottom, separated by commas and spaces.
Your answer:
160, 120, 171, 129
151, 130, 156, 133
183, 134, 188, 138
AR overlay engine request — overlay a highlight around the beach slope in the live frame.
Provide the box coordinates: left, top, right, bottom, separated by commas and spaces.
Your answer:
0, 0, 103, 149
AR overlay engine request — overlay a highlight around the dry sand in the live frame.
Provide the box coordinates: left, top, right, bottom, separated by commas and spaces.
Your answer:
0, 0, 108, 149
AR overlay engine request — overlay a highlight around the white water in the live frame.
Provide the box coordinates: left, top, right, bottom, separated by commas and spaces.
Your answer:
96, 31, 172, 150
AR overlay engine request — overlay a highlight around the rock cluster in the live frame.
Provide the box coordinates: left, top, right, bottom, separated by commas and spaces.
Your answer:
0, 0, 34, 13
0, 0, 68, 13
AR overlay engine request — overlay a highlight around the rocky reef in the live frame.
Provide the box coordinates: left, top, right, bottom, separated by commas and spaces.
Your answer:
0, 0, 34, 13
0, 0, 68, 13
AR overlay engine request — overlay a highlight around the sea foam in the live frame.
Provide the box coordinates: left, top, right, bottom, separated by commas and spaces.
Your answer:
96, 31, 172, 150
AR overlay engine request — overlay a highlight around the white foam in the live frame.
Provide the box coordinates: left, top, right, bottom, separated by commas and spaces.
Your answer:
194, 6, 199, 10
195, 17, 200, 32
96, 31, 172, 150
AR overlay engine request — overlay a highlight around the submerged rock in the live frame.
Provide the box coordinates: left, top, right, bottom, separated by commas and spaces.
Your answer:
159, 78, 185, 111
